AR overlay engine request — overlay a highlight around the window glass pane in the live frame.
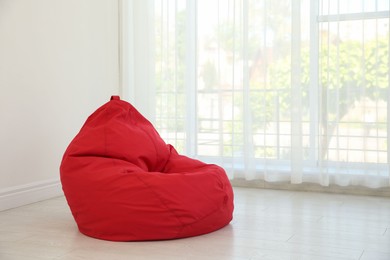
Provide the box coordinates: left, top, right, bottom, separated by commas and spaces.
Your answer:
319, 0, 389, 165
153, 0, 389, 182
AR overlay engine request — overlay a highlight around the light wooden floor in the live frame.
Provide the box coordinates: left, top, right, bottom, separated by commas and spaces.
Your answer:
0, 187, 389, 260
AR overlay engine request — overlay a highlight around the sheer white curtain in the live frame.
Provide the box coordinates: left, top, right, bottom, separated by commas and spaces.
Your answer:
122, 0, 390, 188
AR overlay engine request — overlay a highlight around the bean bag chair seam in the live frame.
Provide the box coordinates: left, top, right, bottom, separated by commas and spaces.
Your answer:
104, 104, 113, 160
176, 201, 229, 238
136, 124, 169, 171
134, 172, 230, 239
134, 173, 185, 235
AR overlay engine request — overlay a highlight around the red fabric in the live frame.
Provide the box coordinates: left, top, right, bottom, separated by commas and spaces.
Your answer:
60, 96, 234, 241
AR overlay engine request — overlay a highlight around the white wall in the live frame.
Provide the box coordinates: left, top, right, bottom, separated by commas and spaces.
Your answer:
0, 0, 119, 210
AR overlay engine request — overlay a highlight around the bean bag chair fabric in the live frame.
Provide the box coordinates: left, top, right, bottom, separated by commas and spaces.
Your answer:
60, 96, 234, 241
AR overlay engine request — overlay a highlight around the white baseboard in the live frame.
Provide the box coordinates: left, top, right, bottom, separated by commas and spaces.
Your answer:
0, 179, 63, 211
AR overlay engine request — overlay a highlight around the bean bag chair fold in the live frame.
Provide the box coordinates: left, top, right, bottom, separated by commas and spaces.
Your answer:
60, 96, 234, 241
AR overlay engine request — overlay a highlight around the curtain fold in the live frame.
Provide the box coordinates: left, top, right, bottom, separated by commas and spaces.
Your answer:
125, 0, 390, 188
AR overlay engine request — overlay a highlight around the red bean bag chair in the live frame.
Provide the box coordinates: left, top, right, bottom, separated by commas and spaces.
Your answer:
60, 96, 234, 241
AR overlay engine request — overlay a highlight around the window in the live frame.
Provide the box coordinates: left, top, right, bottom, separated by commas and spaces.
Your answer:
125, 0, 390, 188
